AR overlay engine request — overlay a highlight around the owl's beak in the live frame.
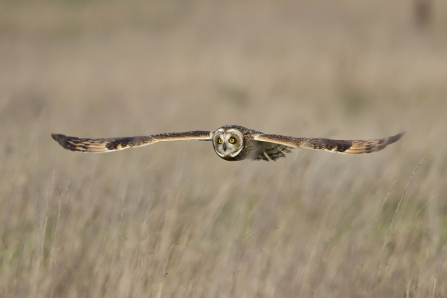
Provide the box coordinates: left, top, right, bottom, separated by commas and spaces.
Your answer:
223, 143, 227, 151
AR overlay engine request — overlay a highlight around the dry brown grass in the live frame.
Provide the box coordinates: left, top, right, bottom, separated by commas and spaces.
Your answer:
1, 0, 447, 297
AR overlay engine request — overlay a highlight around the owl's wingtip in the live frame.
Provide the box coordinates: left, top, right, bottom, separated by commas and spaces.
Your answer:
390, 131, 406, 144
51, 134, 73, 150
51, 133, 66, 142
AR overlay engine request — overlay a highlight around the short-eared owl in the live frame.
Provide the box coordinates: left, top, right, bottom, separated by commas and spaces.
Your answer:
51, 125, 404, 161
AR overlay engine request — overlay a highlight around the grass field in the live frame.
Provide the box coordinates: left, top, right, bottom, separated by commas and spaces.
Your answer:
1, 0, 447, 297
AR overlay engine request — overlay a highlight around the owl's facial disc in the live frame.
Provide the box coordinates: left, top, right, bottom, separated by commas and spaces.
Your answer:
213, 129, 244, 158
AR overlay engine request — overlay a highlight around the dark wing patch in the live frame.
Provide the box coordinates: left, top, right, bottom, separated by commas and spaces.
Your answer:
254, 132, 405, 155
105, 136, 153, 150
51, 131, 212, 153
303, 138, 352, 152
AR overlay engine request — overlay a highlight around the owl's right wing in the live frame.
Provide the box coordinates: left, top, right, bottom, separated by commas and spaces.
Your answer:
254, 132, 405, 154
51, 131, 213, 153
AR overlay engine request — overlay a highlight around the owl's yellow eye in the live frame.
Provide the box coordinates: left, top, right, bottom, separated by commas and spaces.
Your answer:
229, 138, 235, 144
218, 139, 223, 144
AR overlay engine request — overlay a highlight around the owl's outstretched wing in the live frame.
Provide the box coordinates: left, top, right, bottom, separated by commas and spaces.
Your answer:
51, 131, 212, 153
254, 132, 405, 155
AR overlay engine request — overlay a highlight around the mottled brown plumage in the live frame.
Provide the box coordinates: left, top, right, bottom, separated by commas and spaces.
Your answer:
51, 131, 211, 153
254, 132, 405, 155
51, 125, 404, 161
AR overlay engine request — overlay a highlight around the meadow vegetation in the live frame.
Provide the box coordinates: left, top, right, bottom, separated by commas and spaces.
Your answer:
1, 0, 447, 296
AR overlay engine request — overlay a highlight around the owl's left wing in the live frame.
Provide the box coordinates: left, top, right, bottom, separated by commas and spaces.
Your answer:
254, 132, 405, 154
51, 131, 212, 153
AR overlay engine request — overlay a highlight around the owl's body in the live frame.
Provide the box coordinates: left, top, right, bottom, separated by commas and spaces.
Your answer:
52, 125, 404, 162
210, 125, 293, 161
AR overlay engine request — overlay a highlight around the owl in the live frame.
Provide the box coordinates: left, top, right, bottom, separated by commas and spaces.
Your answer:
51, 125, 404, 161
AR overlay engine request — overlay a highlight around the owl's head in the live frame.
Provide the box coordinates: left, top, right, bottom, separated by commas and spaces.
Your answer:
212, 128, 244, 159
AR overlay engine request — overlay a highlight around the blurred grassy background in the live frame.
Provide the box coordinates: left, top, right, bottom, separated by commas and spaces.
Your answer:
1, 0, 447, 297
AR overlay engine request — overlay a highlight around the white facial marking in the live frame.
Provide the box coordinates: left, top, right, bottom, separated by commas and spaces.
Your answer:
227, 129, 244, 157
213, 128, 244, 158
